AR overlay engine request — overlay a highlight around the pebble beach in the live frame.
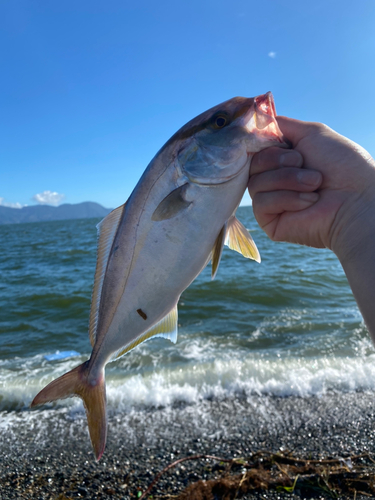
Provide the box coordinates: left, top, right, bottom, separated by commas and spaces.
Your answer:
2, 391, 375, 499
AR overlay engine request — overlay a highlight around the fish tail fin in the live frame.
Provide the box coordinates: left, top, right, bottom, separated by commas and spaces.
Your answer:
31, 361, 107, 460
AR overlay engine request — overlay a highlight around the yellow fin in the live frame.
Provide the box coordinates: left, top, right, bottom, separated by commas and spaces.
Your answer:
111, 305, 178, 360
211, 223, 227, 280
225, 216, 261, 263
89, 204, 125, 347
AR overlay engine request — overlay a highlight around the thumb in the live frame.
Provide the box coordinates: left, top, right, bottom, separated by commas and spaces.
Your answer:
276, 116, 317, 147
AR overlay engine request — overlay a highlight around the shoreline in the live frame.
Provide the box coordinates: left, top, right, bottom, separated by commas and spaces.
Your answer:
1, 391, 375, 499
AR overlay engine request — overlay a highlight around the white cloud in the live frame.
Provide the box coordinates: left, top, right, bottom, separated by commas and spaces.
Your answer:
268, 51, 276, 58
32, 190, 65, 206
0, 197, 23, 209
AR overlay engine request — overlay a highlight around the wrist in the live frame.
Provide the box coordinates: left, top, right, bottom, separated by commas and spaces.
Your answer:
332, 191, 375, 266
329, 148, 375, 263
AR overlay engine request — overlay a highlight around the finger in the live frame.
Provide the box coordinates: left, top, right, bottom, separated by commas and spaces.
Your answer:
252, 190, 319, 228
276, 116, 321, 146
251, 147, 303, 175
248, 168, 322, 198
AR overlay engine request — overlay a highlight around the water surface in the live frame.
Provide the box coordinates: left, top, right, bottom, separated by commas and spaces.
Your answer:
0, 207, 372, 416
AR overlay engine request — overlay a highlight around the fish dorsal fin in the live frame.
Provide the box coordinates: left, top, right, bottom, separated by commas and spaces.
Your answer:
225, 215, 261, 263
111, 305, 178, 360
211, 222, 227, 280
89, 204, 126, 347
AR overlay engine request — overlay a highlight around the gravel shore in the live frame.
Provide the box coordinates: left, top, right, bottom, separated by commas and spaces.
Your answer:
1, 391, 375, 499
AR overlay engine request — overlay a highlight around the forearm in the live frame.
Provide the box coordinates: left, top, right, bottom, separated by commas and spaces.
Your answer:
333, 204, 375, 343
340, 254, 375, 342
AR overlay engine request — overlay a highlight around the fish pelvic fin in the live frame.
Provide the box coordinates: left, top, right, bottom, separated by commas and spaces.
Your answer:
225, 215, 261, 263
30, 361, 107, 461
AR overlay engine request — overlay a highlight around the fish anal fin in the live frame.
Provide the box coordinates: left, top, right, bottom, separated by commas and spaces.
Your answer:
225, 216, 261, 263
152, 184, 191, 221
211, 222, 227, 280
112, 305, 178, 360
89, 204, 126, 347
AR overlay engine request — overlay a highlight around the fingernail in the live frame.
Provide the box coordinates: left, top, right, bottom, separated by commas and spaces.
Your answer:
280, 151, 302, 167
299, 192, 319, 202
297, 170, 321, 186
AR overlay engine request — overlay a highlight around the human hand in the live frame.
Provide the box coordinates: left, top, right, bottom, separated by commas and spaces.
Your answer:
248, 117, 375, 261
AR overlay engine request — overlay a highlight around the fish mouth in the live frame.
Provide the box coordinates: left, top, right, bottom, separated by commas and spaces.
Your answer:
245, 92, 290, 147
255, 91, 277, 119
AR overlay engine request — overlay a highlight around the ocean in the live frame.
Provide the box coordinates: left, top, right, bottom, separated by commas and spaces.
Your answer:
0, 206, 373, 426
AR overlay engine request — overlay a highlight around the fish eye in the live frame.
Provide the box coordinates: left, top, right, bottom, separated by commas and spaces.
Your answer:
212, 114, 228, 129
216, 116, 226, 127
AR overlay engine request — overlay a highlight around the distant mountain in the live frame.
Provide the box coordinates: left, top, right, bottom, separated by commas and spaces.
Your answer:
0, 202, 112, 225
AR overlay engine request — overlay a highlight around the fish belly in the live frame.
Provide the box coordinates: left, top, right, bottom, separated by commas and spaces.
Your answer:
95, 167, 250, 362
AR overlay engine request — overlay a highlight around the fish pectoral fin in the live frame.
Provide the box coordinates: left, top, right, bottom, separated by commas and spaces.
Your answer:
152, 184, 192, 221
111, 305, 178, 360
89, 203, 126, 347
211, 222, 227, 280
225, 216, 261, 263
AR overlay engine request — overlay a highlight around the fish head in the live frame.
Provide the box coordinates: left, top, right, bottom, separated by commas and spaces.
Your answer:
175, 92, 288, 185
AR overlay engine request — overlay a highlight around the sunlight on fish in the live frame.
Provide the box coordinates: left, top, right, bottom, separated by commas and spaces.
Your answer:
31, 92, 287, 459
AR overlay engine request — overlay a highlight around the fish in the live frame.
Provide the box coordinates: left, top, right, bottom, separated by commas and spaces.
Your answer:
31, 92, 287, 460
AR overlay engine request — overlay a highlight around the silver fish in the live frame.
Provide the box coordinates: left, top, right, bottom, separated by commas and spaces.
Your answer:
31, 92, 287, 459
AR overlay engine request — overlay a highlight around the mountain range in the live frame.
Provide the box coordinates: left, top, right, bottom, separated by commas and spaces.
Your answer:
0, 202, 112, 225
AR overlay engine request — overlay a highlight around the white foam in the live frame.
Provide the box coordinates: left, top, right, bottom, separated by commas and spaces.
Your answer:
106, 353, 375, 411
2, 337, 375, 413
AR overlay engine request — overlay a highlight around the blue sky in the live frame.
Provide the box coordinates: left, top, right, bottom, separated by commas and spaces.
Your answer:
1, 0, 375, 209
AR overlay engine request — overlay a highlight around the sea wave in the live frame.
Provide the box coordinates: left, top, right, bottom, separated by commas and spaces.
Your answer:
2, 348, 375, 413
1, 212, 373, 422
